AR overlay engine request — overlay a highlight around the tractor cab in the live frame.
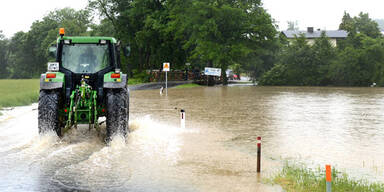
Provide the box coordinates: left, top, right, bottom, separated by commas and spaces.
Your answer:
48, 28, 126, 103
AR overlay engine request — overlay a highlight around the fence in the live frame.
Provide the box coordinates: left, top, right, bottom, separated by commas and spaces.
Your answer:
148, 70, 199, 82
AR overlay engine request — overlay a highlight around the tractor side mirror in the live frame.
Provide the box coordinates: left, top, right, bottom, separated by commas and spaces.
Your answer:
48, 45, 57, 58
123, 46, 131, 57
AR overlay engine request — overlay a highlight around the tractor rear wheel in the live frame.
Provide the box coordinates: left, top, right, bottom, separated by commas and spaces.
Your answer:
38, 90, 61, 136
105, 88, 129, 142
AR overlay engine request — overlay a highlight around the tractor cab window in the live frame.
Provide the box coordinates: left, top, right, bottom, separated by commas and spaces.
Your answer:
62, 44, 110, 73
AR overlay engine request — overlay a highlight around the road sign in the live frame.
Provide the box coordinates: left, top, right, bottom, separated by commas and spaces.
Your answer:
204, 67, 221, 76
163, 62, 170, 72
163, 62, 170, 95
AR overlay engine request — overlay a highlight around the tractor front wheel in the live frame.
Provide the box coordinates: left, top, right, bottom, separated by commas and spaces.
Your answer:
105, 88, 129, 142
38, 90, 61, 136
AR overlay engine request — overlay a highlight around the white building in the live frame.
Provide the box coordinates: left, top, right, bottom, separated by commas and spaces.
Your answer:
282, 27, 348, 47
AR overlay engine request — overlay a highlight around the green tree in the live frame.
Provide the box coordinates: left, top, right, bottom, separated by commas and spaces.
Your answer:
88, 0, 279, 84
261, 11, 384, 87
168, 0, 278, 84
260, 33, 336, 86
355, 12, 381, 38
7, 8, 91, 78
339, 11, 355, 34
88, 0, 119, 33
89, 18, 116, 37
258, 64, 287, 85
89, 0, 186, 75
365, 38, 384, 86
0, 31, 10, 78
312, 32, 336, 85
339, 12, 381, 38
7, 32, 31, 78
330, 34, 379, 86
333, 12, 382, 86
285, 35, 317, 85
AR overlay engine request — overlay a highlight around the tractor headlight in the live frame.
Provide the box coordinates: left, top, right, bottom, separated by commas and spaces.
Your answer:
47, 62, 59, 72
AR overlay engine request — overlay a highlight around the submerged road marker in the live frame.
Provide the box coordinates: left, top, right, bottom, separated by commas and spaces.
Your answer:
257, 136, 261, 173
180, 109, 185, 129
326, 164, 332, 192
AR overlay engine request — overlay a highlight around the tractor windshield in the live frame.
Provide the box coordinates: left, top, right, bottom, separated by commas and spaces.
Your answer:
62, 44, 110, 73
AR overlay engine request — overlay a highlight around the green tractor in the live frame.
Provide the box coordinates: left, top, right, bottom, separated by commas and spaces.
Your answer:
38, 28, 130, 142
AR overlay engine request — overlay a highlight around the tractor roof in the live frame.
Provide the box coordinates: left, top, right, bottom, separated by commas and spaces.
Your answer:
57, 36, 117, 44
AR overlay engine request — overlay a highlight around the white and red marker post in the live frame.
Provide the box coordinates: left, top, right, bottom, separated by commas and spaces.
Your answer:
257, 136, 261, 173
180, 109, 185, 129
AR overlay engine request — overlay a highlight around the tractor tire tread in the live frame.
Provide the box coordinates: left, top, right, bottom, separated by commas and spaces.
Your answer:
38, 90, 61, 136
106, 88, 129, 142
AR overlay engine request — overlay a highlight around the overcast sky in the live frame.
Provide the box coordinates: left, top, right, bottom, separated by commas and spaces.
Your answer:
263, 0, 384, 31
0, 0, 88, 38
1, 0, 384, 38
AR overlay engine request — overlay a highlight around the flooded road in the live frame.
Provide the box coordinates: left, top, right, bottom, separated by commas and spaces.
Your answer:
1, 86, 384, 191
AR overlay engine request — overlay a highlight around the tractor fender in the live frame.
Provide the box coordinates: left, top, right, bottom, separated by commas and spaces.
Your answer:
103, 73, 127, 89
40, 72, 64, 90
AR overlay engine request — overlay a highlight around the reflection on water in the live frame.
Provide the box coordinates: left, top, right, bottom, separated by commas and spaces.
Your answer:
1, 86, 384, 191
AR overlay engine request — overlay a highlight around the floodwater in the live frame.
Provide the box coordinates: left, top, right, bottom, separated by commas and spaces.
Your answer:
1, 86, 384, 191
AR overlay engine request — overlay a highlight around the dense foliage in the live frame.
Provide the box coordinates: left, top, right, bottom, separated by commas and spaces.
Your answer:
0, 8, 91, 78
0, 1, 277, 85
0, 2, 383, 87
88, 0, 278, 84
260, 12, 384, 86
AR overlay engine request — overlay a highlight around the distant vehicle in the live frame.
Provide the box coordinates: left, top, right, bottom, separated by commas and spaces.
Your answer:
226, 69, 234, 80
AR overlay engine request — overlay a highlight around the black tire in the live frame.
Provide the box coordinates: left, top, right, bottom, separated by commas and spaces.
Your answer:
38, 90, 61, 136
105, 88, 129, 142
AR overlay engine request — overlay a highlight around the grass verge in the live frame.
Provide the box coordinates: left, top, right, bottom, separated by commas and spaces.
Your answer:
274, 163, 384, 192
127, 70, 151, 85
0, 79, 40, 111
173, 83, 201, 88
127, 77, 147, 85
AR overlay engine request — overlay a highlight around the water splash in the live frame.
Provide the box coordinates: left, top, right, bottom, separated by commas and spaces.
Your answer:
22, 130, 60, 154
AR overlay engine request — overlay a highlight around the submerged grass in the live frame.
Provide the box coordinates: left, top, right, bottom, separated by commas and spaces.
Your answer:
173, 83, 201, 88
0, 79, 40, 110
274, 162, 384, 192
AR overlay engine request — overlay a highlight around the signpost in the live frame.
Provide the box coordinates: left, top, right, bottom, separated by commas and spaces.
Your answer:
204, 67, 221, 76
163, 62, 170, 95
204, 67, 221, 86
